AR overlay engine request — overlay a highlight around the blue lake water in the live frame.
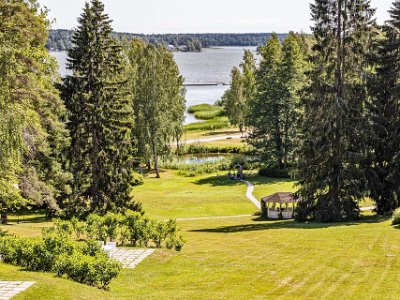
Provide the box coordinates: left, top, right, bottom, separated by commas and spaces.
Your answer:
51, 46, 257, 124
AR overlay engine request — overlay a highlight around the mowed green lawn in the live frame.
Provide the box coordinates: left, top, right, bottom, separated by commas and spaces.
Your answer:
133, 170, 295, 219
1, 171, 400, 299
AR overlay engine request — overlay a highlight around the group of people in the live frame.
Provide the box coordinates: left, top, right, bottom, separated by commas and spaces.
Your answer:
228, 164, 244, 180
1, 210, 7, 224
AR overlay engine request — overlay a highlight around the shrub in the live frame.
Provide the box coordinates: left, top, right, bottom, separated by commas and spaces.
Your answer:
166, 235, 185, 252
131, 173, 144, 186
0, 234, 121, 289
178, 144, 255, 156
187, 103, 219, 113
102, 212, 123, 242
53, 219, 73, 237
86, 214, 107, 241
123, 211, 143, 246
184, 117, 231, 132
152, 221, 169, 248
54, 252, 121, 289
0, 227, 8, 237
392, 208, 400, 225
70, 217, 86, 239
194, 108, 224, 120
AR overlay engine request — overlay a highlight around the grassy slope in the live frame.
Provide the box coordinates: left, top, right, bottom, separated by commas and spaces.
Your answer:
2, 172, 400, 299
3, 215, 400, 300
133, 171, 295, 219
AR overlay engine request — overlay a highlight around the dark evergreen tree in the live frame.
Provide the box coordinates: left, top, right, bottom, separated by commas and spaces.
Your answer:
296, 0, 375, 222
62, 0, 138, 215
366, 0, 400, 214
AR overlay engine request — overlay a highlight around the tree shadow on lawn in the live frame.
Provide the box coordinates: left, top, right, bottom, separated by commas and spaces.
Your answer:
191, 215, 389, 234
193, 175, 291, 187
6, 215, 50, 224
199, 130, 241, 137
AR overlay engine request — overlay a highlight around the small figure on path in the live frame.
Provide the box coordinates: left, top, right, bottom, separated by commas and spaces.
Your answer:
1, 210, 7, 225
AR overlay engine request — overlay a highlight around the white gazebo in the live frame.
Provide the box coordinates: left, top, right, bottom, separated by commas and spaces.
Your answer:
261, 192, 296, 219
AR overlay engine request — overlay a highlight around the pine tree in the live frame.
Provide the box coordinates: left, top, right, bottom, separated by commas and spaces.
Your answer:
62, 0, 137, 215
366, 0, 400, 214
296, 0, 375, 222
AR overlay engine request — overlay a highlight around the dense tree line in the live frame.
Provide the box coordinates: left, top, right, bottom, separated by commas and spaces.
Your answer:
46, 29, 288, 51
225, 0, 400, 221
0, 0, 185, 217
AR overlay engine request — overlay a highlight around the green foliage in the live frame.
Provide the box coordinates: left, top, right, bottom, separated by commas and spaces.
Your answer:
391, 208, 400, 225
184, 117, 231, 132
54, 252, 121, 289
222, 49, 257, 133
70, 217, 86, 239
179, 143, 251, 155
127, 40, 185, 178
296, 0, 375, 222
365, 1, 400, 215
187, 104, 221, 114
258, 167, 293, 179
86, 214, 108, 241
194, 109, 224, 120
0, 223, 121, 289
160, 159, 231, 177
61, 0, 137, 215
50, 211, 185, 250
247, 33, 306, 169
0, 0, 71, 211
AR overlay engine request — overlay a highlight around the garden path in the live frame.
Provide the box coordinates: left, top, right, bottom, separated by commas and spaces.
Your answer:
0, 281, 35, 300
181, 134, 244, 145
240, 180, 261, 210
111, 249, 154, 269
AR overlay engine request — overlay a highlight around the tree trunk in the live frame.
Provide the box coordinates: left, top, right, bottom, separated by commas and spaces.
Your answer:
151, 139, 160, 178
91, 126, 100, 210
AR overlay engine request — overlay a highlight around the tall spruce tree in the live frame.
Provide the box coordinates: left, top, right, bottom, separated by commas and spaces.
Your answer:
62, 0, 137, 215
296, 0, 375, 222
366, 0, 400, 214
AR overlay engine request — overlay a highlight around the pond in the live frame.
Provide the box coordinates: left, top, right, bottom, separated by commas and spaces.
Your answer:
177, 155, 228, 164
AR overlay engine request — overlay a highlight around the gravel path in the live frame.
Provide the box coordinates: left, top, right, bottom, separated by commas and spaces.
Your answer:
240, 180, 261, 210
180, 134, 244, 145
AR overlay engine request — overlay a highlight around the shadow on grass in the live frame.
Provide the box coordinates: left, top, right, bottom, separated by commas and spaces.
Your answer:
200, 130, 241, 137
6, 215, 50, 224
191, 215, 389, 233
193, 175, 294, 187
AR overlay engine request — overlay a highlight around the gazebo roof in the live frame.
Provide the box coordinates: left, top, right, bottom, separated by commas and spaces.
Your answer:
261, 192, 295, 204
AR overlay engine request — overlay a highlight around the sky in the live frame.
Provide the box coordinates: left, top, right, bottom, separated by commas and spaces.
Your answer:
38, 0, 393, 34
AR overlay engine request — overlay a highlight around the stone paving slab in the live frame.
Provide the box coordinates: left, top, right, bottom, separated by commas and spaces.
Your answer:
110, 249, 154, 269
0, 281, 35, 300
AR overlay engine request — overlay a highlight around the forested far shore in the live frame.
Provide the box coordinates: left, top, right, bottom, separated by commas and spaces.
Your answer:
47, 29, 289, 51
